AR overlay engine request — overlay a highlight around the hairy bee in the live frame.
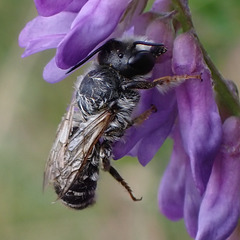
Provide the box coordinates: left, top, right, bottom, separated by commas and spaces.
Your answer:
44, 37, 199, 209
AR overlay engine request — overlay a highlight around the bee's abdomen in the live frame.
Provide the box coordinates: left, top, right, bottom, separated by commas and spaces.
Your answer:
55, 165, 99, 210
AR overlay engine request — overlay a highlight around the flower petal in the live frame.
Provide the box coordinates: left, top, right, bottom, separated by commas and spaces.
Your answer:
196, 117, 240, 240
183, 164, 201, 238
159, 123, 202, 238
173, 33, 222, 193
34, 0, 73, 16
22, 36, 63, 58
56, 0, 131, 69
158, 125, 186, 220
43, 57, 69, 83
19, 12, 76, 57
65, 0, 88, 13
172, 33, 198, 75
117, 0, 148, 32
133, 12, 158, 36
152, 0, 171, 12
134, 14, 174, 53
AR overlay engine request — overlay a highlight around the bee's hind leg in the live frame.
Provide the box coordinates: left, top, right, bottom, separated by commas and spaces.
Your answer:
108, 165, 142, 201
100, 141, 142, 202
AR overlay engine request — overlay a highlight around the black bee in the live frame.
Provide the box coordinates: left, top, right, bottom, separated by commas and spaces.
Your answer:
44, 37, 199, 209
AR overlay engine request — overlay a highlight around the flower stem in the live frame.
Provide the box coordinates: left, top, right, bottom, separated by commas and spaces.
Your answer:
172, 0, 240, 117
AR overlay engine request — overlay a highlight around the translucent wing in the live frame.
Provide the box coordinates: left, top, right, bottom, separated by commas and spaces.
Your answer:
43, 99, 77, 190
43, 98, 113, 196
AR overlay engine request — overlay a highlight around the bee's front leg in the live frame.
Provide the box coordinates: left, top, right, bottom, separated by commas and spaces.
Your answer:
121, 74, 201, 91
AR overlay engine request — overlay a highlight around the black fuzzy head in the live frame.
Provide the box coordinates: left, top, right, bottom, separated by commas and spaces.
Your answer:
98, 38, 167, 78
67, 38, 167, 77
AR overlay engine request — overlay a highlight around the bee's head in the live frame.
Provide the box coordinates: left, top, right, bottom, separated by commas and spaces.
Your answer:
67, 38, 167, 77
98, 38, 167, 78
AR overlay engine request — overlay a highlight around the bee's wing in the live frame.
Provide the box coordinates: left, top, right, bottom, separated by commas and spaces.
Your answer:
57, 110, 113, 196
43, 99, 77, 190
43, 99, 113, 196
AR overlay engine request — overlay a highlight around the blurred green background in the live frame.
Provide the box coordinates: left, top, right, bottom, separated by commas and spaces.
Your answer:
0, 0, 240, 240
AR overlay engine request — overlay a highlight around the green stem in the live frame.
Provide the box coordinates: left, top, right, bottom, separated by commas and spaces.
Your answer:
173, 0, 240, 117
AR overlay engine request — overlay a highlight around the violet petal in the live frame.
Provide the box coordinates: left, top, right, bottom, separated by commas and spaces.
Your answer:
173, 33, 222, 193
196, 117, 240, 240
21, 36, 63, 58
133, 12, 158, 36
43, 57, 69, 83
118, 0, 148, 31
145, 17, 174, 55
19, 12, 76, 57
183, 164, 201, 238
152, 0, 172, 12
136, 95, 177, 165
65, 0, 88, 13
34, 0, 73, 16
158, 124, 186, 220
56, 0, 131, 69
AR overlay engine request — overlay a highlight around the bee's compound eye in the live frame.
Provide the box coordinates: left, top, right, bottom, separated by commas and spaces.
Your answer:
128, 51, 155, 75
118, 53, 124, 58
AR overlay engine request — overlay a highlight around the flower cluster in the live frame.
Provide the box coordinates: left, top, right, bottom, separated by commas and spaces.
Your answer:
19, 0, 240, 239
19, 0, 147, 82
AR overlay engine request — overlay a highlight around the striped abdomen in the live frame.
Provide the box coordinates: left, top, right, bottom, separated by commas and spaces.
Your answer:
55, 151, 100, 210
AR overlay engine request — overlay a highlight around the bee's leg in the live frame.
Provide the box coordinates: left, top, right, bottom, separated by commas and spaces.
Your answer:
127, 104, 157, 128
108, 165, 142, 201
99, 141, 112, 171
121, 74, 201, 91
100, 141, 142, 201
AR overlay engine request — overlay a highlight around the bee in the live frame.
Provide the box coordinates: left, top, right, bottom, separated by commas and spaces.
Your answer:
44, 37, 199, 209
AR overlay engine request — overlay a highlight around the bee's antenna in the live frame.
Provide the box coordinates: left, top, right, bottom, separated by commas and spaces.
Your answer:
133, 41, 165, 48
132, 41, 167, 56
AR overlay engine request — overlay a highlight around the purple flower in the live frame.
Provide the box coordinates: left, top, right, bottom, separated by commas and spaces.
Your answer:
196, 116, 240, 240
113, 13, 177, 165
173, 33, 223, 193
158, 32, 222, 238
19, 0, 146, 82
19, 1, 240, 239
152, 0, 171, 12
34, 0, 88, 17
